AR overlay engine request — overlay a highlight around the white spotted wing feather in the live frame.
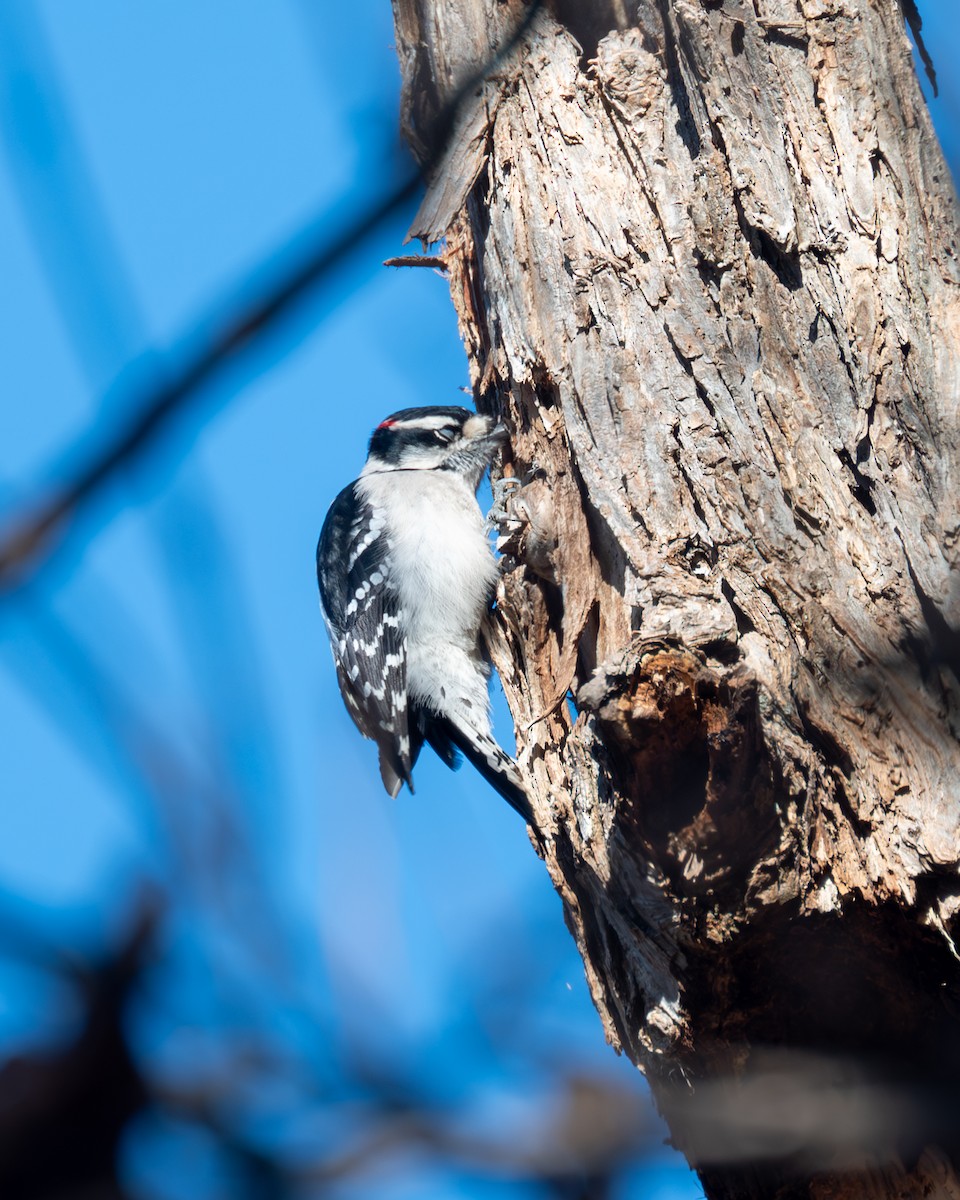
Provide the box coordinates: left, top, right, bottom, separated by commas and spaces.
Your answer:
316, 482, 413, 795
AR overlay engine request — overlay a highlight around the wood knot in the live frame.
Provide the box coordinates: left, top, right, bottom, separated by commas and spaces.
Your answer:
578, 639, 778, 896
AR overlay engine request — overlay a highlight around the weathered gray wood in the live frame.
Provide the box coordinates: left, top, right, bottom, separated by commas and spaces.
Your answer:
391, 0, 960, 1194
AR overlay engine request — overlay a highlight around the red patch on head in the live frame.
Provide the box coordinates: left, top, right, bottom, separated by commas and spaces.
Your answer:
376, 418, 397, 431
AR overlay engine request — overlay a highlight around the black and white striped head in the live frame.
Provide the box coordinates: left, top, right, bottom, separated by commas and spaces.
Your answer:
361, 406, 506, 484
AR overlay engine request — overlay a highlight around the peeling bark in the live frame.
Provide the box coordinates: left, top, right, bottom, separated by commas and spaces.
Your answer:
391, 0, 960, 1193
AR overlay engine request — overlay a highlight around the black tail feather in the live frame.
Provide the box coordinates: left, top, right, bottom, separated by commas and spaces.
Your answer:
426, 715, 534, 825
377, 724, 424, 798
419, 714, 462, 772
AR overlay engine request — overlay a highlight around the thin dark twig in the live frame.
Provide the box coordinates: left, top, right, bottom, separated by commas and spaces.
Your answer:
384, 255, 448, 269
0, 0, 542, 596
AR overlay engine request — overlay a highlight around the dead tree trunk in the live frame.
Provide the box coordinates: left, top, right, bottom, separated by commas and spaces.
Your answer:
390, 1, 960, 1194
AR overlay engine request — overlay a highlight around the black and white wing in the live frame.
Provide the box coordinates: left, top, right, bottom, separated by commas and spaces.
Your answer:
316, 483, 416, 797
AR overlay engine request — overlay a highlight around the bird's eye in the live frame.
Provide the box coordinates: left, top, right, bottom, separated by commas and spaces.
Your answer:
433, 428, 455, 444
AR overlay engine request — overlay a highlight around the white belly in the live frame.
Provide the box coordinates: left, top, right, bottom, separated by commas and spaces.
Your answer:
357, 469, 497, 722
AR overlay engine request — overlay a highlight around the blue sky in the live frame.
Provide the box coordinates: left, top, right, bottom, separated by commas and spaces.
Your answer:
0, 2, 955, 1197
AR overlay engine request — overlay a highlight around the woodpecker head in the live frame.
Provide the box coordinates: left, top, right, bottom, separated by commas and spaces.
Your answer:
361, 406, 506, 485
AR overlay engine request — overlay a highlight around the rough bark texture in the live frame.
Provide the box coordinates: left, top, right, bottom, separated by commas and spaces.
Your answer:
391, 0, 960, 1194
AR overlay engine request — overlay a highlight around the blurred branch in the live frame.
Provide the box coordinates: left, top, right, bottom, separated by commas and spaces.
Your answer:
10, 595, 230, 872
0, 1, 283, 816
0, 0, 143, 384
0, 0, 542, 597
0, 170, 420, 593
0, 889, 90, 982
0, 893, 667, 1200
7, 591, 327, 1018
0, 904, 156, 1200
